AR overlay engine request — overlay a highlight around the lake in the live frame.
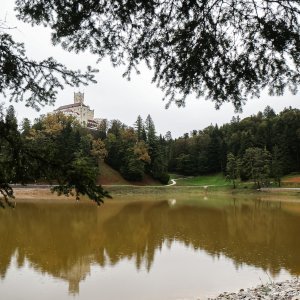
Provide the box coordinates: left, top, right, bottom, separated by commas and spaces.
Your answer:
0, 193, 300, 299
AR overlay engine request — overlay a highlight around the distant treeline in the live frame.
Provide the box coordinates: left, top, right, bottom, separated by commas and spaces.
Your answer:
166, 106, 300, 187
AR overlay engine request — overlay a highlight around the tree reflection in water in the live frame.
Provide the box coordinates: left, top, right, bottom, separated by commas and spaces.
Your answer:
0, 196, 300, 294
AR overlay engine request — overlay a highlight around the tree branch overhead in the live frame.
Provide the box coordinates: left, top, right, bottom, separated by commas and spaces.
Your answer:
13, 0, 300, 110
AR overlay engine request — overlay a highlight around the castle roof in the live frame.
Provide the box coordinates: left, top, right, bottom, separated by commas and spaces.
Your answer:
87, 119, 98, 124
54, 103, 87, 111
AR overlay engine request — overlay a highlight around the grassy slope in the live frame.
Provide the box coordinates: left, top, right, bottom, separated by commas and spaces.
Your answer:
98, 162, 130, 185
98, 162, 162, 186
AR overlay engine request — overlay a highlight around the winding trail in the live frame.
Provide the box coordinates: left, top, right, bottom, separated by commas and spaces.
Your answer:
166, 179, 177, 186
165, 177, 219, 188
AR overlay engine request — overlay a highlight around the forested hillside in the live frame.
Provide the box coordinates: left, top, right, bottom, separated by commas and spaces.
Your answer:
94, 115, 170, 184
0, 107, 170, 207
167, 106, 300, 187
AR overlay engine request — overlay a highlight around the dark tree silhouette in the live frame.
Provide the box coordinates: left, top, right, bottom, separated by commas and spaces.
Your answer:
0, 33, 97, 110
13, 0, 300, 110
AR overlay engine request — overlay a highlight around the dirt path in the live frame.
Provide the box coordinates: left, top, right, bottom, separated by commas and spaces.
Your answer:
166, 179, 176, 186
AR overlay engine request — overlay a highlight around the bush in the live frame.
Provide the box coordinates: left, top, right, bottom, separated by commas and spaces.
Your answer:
158, 173, 170, 185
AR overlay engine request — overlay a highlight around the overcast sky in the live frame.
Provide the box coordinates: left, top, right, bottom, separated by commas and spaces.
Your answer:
1, 1, 299, 137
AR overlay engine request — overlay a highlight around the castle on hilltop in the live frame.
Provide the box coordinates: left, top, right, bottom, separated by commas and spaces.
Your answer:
54, 92, 101, 129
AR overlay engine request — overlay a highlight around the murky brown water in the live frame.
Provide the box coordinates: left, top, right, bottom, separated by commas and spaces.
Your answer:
0, 194, 300, 299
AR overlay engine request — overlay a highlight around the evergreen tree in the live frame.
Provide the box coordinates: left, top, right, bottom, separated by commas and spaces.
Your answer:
145, 115, 157, 147
242, 147, 271, 188
271, 145, 284, 187
21, 118, 31, 136
0, 105, 22, 206
263, 106, 276, 119
135, 115, 144, 142
165, 131, 172, 141
205, 125, 222, 173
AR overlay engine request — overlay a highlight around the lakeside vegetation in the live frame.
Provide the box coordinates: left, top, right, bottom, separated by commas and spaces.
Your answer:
1, 105, 300, 206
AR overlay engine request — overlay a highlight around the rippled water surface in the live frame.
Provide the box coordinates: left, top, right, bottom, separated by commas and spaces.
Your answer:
0, 194, 300, 299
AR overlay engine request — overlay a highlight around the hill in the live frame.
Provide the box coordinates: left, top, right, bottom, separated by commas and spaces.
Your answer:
98, 162, 162, 186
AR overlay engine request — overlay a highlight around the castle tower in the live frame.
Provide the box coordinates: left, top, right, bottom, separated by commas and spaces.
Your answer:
54, 92, 100, 129
74, 92, 84, 104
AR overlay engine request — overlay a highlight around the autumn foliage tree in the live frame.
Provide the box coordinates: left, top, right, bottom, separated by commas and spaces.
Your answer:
0, 109, 109, 207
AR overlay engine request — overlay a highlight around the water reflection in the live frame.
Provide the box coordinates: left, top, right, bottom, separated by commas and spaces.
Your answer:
0, 196, 300, 297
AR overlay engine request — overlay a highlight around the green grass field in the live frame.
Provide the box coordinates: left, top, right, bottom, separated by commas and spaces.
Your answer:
171, 173, 230, 186
171, 172, 300, 189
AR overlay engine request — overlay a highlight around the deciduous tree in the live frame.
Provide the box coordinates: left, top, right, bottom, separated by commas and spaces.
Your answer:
0, 110, 110, 207
226, 153, 241, 189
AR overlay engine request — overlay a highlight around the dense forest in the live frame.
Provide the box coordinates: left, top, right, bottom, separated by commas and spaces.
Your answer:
168, 106, 300, 187
96, 105, 299, 188
95, 115, 169, 184
1, 105, 299, 206
92, 105, 299, 188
